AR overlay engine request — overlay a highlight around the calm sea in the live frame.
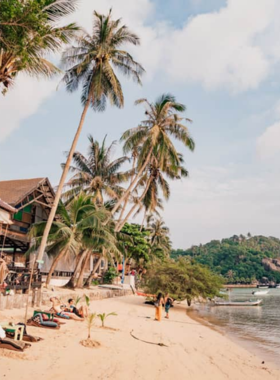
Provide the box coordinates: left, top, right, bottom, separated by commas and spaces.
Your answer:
189, 288, 280, 366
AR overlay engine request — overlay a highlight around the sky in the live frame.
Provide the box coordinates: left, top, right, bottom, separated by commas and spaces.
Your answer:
1, 0, 280, 249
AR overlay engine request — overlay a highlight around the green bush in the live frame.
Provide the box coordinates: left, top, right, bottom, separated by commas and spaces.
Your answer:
103, 267, 119, 284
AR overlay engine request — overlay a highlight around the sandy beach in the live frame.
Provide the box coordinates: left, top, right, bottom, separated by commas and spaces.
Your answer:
1, 295, 280, 380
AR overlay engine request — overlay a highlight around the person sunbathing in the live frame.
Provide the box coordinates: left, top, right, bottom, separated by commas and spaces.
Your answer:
49, 297, 84, 321
68, 299, 88, 318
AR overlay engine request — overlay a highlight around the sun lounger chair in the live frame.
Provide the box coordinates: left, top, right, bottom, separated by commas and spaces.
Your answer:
33, 311, 66, 325
5, 323, 43, 343
0, 337, 31, 352
0, 322, 24, 341
27, 313, 60, 330
33, 310, 54, 321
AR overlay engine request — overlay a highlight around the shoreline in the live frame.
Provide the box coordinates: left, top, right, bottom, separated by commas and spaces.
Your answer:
186, 306, 280, 371
1, 295, 280, 380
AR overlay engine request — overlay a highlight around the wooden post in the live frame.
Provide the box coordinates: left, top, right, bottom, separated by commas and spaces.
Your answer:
31, 288, 36, 307
36, 287, 42, 307
24, 256, 36, 323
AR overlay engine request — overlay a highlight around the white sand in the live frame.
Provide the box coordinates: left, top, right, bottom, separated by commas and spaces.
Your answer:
0, 295, 279, 380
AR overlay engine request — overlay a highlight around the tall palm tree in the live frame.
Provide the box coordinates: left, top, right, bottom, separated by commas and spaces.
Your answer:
110, 94, 195, 218
115, 153, 188, 231
36, 10, 144, 263
62, 135, 130, 205
29, 194, 117, 286
0, 0, 79, 93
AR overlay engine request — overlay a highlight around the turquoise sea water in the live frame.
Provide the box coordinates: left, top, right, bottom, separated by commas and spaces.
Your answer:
190, 288, 280, 366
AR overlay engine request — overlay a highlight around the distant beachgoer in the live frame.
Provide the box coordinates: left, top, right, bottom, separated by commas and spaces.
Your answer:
154, 292, 164, 322
164, 293, 173, 319
68, 298, 88, 318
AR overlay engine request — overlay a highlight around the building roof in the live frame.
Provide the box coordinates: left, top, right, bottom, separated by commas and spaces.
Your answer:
0, 178, 49, 206
0, 198, 16, 213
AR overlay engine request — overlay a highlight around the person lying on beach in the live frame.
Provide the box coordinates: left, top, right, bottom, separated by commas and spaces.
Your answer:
67, 299, 88, 318
164, 293, 173, 319
49, 297, 84, 321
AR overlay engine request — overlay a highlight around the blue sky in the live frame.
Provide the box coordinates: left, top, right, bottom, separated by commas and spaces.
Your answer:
1, 0, 280, 248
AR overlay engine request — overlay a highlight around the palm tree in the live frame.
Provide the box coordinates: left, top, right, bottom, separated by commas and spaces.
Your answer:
29, 194, 115, 286
63, 135, 130, 205
36, 10, 144, 263
110, 94, 195, 218
147, 217, 171, 256
115, 153, 188, 231
0, 0, 79, 93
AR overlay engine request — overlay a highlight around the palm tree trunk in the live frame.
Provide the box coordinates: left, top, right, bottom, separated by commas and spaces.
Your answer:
66, 249, 87, 288
45, 248, 67, 286
118, 155, 137, 224
109, 147, 153, 219
140, 209, 147, 231
36, 99, 90, 263
115, 177, 153, 232
76, 250, 91, 288
84, 256, 102, 288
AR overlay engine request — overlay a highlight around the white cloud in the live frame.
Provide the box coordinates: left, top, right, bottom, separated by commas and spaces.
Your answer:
164, 0, 279, 92
69, 0, 280, 91
1, 0, 280, 141
257, 121, 280, 159
164, 165, 280, 247
0, 75, 56, 142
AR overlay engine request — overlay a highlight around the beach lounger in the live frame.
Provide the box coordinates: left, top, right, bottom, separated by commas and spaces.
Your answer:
27, 313, 60, 330
0, 337, 31, 352
5, 323, 43, 343
0, 322, 24, 341
33, 310, 66, 325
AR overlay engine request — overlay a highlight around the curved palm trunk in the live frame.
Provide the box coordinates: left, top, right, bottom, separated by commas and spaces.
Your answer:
140, 209, 147, 231
118, 155, 137, 224
76, 250, 91, 288
84, 256, 102, 288
115, 177, 153, 232
66, 249, 87, 288
45, 248, 67, 286
109, 147, 153, 219
37, 100, 90, 263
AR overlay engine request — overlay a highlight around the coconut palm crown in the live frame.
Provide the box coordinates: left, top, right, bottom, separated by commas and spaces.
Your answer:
63, 134, 130, 204
61, 9, 145, 110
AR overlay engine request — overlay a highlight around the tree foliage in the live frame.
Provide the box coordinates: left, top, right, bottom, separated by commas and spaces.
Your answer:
171, 235, 280, 283
0, 0, 78, 93
63, 134, 130, 204
119, 223, 151, 265
144, 258, 223, 305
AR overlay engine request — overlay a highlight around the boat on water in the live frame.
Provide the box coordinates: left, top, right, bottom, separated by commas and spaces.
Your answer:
213, 299, 262, 306
258, 285, 269, 289
252, 290, 269, 295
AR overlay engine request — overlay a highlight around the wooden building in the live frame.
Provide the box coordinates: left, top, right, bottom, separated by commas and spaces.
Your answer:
0, 178, 55, 267
0, 178, 106, 287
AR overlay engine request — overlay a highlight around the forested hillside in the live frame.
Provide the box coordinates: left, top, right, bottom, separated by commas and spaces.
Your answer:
172, 235, 280, 284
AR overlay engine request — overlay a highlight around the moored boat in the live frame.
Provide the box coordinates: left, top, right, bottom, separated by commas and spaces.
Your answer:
213, 299, 262, 306
252, 290, 269, 295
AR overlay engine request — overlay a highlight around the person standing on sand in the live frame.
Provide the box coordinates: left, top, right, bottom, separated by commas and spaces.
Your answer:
154, 292, 164, 321
164, 293, 173, 319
